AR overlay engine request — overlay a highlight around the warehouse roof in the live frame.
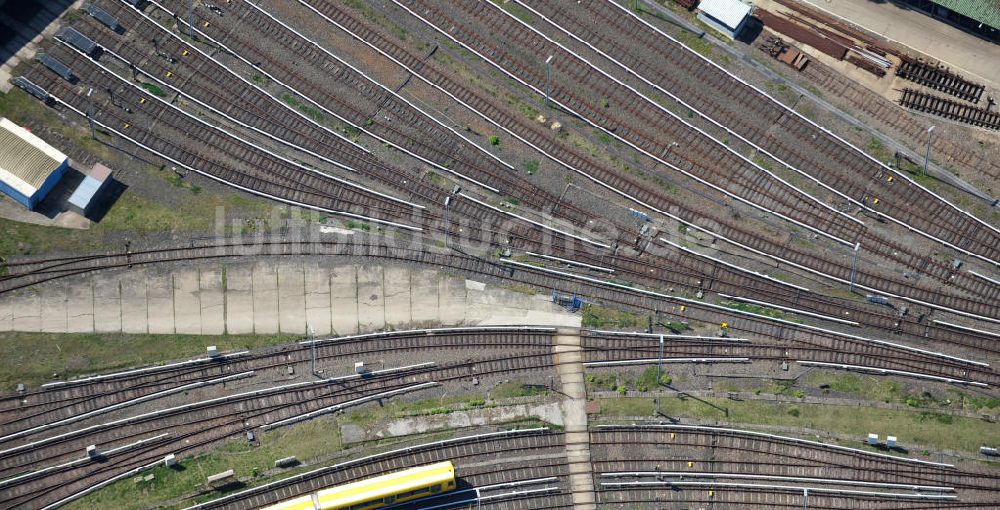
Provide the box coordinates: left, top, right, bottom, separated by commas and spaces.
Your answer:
699, 0, 753, 29
929, 0, 1000, 30
0, 118, 68, 197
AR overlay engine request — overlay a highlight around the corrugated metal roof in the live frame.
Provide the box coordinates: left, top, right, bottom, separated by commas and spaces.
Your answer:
68, 176, 101, 210
0, 118, 68, 197
698, 0, 752, 29
930, 0, 1000, 29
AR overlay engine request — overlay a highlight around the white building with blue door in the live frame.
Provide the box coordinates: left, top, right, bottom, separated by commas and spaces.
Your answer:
0, 117, 68, 210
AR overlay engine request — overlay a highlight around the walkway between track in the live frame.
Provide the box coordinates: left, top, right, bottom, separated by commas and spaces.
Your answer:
553, 327, 597, 509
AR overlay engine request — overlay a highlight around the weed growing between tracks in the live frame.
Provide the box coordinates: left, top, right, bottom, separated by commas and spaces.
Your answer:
596, 396, 1000, 453
0, 331, 297, 388
581, 303, 643, 328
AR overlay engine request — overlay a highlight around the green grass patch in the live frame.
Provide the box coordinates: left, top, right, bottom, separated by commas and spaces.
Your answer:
801, 372, 906, 403
598, 396, 655, 415
635, 366, 671, 392
676, 29, 713, 57
281, 94, 300, 107
0, 88, 281, 255
298, 104, 325, 123
599, 397, 1000, 453
493, 380, 549, 399
506, 95, 539, 120
64, 419, 343, 510
523, 160, 539, 175
344, 220, 371, 231
424, 170, 449, 189
585, 372, 619, 392
866, 137, 893, 164
0, 331, 297, 389
752, 156, 775, 172
391, 24, 408, 40
597, 132, 613, 145
140, 82, 166, 98
1, 184, 271, 257
341, 393, 484, 428
488, 135, 500, 146
720, 299, 789, 320
490, 0, 535, 25
251, 73, 268, 85
581, 304, 643, 328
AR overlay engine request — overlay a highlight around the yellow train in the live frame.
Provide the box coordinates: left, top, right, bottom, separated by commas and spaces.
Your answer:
264, 461, 456, 510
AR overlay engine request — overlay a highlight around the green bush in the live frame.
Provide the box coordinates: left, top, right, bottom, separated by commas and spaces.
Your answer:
141, 82, 166, 97
488, 135, 500, 146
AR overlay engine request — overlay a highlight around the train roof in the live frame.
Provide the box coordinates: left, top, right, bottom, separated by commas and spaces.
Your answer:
316, 461, 454, 508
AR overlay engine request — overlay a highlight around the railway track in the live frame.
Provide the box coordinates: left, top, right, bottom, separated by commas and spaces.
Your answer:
16, 6, 1000, 351
0, 328, 554, 439
581, 331, 996, 386
24, 53, 604, 257
288, 0, 1000, 320
899, 89, 1000, 131
479, 0, 1000, 273
2, 237, 997, 388
7, 215, 1000, 362
483, 0, 1000, 270
106, 0, 603, 237
35, 0, 1000, 334
25, 51, 427, 231
387, 0, 867, 248
592, 425, 1000, 506
529, 0, 1000, 262
0, 337, 561, 509
44, 0, 1000, 334
182, 428, 569, 510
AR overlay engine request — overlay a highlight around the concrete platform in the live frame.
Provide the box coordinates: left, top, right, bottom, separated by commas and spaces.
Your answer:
0, 258, 580, 335
794, 0, 1000, 90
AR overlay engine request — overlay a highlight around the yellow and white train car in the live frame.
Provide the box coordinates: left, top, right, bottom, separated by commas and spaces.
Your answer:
263, 461, 456, 510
